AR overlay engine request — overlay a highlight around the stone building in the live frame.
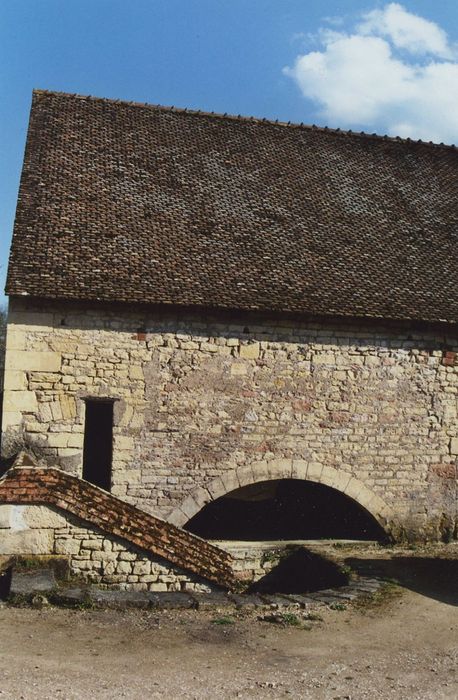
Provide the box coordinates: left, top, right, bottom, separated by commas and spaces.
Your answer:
0, 90, 457, 590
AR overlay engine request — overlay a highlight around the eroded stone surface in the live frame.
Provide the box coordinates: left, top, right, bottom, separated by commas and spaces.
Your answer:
10, 569, 56, 595
0, 479, 230, 592
1, 298, 457, 541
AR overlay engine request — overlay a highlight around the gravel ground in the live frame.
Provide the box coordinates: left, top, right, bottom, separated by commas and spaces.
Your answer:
0, 548, 457, 699
0, 589, 456, 699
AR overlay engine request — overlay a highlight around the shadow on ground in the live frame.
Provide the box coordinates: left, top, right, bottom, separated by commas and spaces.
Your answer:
249, 548, 349, 594
346, 556, 458, 606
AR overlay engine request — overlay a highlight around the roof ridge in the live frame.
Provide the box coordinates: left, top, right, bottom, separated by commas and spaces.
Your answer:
32, 88, 458, 152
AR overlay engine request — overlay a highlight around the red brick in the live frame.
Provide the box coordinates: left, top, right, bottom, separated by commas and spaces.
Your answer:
0, 467, 235, 589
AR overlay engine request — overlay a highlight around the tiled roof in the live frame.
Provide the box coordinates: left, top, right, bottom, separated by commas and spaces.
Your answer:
6, 89, 458, 324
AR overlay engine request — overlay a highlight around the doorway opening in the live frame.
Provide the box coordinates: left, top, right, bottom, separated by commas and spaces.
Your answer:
82, 399, 114, 491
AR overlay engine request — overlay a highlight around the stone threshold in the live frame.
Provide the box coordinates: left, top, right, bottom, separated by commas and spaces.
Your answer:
3, 567, 385, 611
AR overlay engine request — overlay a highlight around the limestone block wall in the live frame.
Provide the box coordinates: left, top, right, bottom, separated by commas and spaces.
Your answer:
217, 541, 287, 581
0, 506, 297, 590
1, 297, 457, 541
0, 504, 214, 592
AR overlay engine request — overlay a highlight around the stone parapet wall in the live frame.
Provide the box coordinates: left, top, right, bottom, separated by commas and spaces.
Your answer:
0, 503, 215, 592
216, 541, 287, 581
0, 466, 235, 588
2, 298, 457, 540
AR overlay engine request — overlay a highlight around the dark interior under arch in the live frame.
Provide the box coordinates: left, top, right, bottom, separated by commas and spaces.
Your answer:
185, 478, 387, 541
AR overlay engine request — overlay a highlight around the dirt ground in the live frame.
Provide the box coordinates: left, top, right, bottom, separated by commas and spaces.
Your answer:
0, 547, 457, 699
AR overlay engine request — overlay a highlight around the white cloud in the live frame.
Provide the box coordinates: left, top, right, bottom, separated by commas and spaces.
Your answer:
358, 3, 453, 58
284, 3, 458, 144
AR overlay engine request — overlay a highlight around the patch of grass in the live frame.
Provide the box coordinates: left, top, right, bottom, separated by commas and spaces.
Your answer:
211, 615, 235, 625
7, 592, 31, 607
303, 611, 323, 621
14, 556, 41, 570
258, 611, 301, 626
261, 550, 280, 564
329, 602, 347, 611
73, 600, 94, 611
279, 612, 301, 626
353, 581, 403, 614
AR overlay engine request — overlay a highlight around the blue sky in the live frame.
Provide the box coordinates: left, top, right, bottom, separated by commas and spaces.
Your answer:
1, 1, 458, 304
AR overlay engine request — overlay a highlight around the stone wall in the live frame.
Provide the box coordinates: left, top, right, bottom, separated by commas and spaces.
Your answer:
0, 504, 308, 591
0, 503, 214, 591
0, 464, 235, 588
2, 297, 457, 540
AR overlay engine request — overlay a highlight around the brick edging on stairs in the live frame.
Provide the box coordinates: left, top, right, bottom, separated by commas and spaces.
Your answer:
0, 465, 236, 590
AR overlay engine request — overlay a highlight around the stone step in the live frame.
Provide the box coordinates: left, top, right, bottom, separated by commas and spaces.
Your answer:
52, 587, 89, 606
148, 591, 196, 609
190, 591, 233, 610
5, 563, 386, 610
348, 580, 382, 593
10, 569, 56, 597
228, 593, 267, 609
258, 594, 301, 609
285, 594, 322, 608
316, 588, 359, 601
306, 592, 345, 604
89, 588, 152, 610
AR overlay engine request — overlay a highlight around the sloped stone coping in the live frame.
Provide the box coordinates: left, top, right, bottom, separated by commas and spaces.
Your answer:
0, 461, 236, 590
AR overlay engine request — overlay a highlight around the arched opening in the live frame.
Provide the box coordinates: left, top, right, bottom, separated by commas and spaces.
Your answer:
185, 478, 387, 542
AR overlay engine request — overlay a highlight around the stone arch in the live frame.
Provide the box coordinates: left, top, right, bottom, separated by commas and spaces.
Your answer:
168, 459, 397, 537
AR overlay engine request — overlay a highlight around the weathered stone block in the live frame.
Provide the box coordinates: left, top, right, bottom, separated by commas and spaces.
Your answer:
0, 505, 13, 528
0, 529, 54, 555
312, 352, 335, 364
1, 410, 22, 428
24, 421, 48, 433
23, 506, 68, 529
81, 539, 102, 550
132, 560, 151, 575
118, 552, 137, 561
55, 538, 81, 555
114, 435, 134, 451
3, 371, 27, 391
6, 350, 61, 372
5, 328, 26, 351
129, 365, 144, 380
60, 395, 77, 420
47, 433, 71, 448
3, 391, 38, 413
239, 342, 260, 360
230, 362, 247, 375
67, 433, 84, 449
116, 560, 133, 574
